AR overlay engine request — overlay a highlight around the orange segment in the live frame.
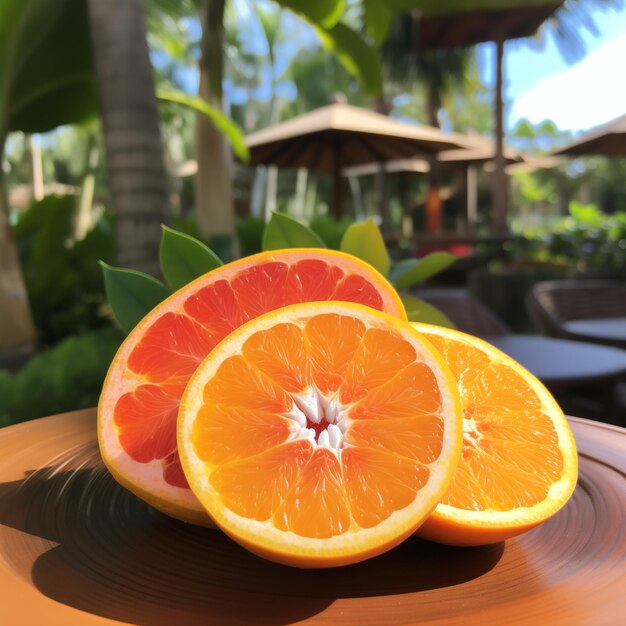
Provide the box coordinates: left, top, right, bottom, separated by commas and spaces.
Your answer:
342, 447, 430, 529
191, 403, 293, 465
284, 259, 345, 303
241, 323, 310, 393
304, 313, 366, 395
99, 249, 406, 525
114, 384, 178, 463
178, 302, 462, 567
340, 328, 416, 404
345, 414, 443, 464
412, 323, 578, 546
274, 448, 351, 538
202, 355, 292, 413
127, 312, 216, 381
184, 279, 244, 337
347, 362, 442, 421
230, 262, 289, 317
209, 440, 313, 521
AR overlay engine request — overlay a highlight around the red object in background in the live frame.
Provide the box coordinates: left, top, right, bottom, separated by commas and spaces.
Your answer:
425, 186, 442, 234
418, 243, 472, 257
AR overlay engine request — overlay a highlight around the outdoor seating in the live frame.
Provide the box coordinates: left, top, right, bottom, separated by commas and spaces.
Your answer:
416, 288, 626, 425
416, 289, 509, 337
527, 280, 626, 348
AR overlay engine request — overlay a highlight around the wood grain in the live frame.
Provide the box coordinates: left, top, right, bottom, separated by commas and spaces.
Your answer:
1, 409, 625, 626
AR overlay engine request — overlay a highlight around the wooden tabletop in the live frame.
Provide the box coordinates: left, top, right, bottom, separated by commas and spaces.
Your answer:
1, 408, 625, 625
485, 334, 626, 387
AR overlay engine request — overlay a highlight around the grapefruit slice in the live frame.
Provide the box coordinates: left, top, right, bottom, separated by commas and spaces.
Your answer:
178, 302, 462, 567
411, 323, 578, 546
98, 249, 405, 524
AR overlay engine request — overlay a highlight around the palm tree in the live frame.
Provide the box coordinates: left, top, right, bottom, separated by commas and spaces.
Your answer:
541, 0, 625, 63
87, 0, 169, 276
194, 0, 236, 252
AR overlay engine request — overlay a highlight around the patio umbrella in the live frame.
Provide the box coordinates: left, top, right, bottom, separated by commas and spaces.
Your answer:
415, 2, 564, 233
343, 135, 522, 232
244, 102, 467, 217
553, 114, 626, 156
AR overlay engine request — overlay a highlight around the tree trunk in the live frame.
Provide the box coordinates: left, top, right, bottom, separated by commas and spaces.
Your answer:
0, 183, 36, 360
87, 0, 169, 276
195, 0, 235, 248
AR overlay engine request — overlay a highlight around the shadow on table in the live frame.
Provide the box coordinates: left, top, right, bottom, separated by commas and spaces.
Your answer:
0, 453, 504, 625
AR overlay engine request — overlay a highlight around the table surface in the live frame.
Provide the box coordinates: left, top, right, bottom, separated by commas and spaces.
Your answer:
485, 334, 626, 386
1, 409, 626, 626
563, 317, 626, 343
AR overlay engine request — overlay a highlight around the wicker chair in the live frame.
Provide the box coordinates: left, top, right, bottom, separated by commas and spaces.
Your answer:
527, 280, 626, 343
416, 289, 509, 337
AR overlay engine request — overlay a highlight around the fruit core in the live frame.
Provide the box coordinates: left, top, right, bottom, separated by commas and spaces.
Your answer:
287, 386, 347, 455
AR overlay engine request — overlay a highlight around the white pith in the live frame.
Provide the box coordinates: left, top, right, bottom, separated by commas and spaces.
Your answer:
284, 387, 349, 456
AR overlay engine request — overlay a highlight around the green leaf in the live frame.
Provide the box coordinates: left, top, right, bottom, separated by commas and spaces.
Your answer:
100, 262, 170, 335
157, 89, 249, 162
313, 22, 383, 96
340, 219, 390, 276
262, 212, 327, 251
159, 225, 223, 291
363, 0, 393, 45
276, 0, 345, 29
389, 253, 457, 290
0, 0, 97, 138
400, 295, 455, 328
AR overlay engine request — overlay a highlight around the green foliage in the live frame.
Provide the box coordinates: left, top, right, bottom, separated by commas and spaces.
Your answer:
157, 89, 249, 161
400, 295, 454, 328
159, 225, 222, 290
363, 0, 393, 45
101, 263, 171, 335
0, 0, 97, 142
262, 212, 327, 250
103, 219, 456, 337
309, 216, 353, 249
0, 326, 123, 427
340, 218, 390, 276
485, 204, 626, 273
14, 195, 116, 344
314, 22, 383, 96
277, 0, 344, 29
236, 216, 266, 257
388, 252, 457, 290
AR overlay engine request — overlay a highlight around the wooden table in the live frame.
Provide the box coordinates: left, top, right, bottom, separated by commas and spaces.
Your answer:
485, 334, 626, 388
562, 317, 626, 350
1, 409, 626, 625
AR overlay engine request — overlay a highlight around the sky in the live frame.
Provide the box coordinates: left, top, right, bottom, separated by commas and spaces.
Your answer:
164, 1, 626, 138
480, 3, 626, 134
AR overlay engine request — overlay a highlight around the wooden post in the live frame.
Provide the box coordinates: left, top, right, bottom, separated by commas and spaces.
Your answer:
467, 164, 478, 233
331, 139, 343, 219
491, 35, 509, 234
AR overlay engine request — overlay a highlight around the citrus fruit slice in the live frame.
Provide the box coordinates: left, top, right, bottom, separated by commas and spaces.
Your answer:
99, 249, 405, 524
411, 323, 578, 546
178, 301, 462, 567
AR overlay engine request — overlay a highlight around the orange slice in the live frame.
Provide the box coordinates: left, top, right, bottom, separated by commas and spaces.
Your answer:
178, 302, 462, 567
98, 249, 405, 524
411, 323, 578, 546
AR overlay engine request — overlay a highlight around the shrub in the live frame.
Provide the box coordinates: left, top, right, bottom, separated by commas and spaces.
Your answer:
0, 326, 123, 427
14, 194, 116, 344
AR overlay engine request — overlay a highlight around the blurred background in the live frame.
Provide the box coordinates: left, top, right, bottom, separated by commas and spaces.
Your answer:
1, 0, 625, 427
